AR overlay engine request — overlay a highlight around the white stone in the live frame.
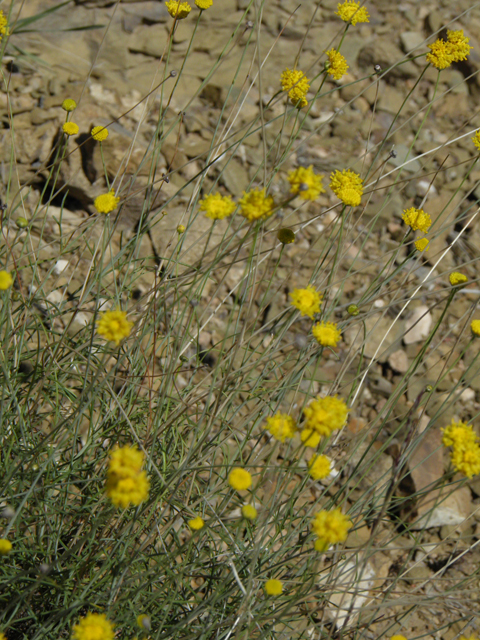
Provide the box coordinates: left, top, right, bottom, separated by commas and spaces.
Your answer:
388, 349, 409, 373
53, 259, 69, 275
404, 305, 432, 344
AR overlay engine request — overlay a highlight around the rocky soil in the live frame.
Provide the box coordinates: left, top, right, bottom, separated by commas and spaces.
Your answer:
3, 0, 480, 636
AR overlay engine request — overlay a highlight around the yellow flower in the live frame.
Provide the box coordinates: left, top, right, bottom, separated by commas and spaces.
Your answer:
91, 125, 109, 141
199, 193, 236, 220
289, 286, 322, 319
308, 454, 331, 480
63, 122, 79, 136
472, 131, 480, 151
136, 615, 151, 630
0, 539, 12, 555
264, 579, 283, 595
471, 320, 480, 336
166, 0, 192, 18
312, 321, 341, 347
325, 49, 349, 80
446, 29, 472, 62
300, 430, 321, 448
311, 508, 352, 551
415, 238, 429, 252
188, 516, 205, 530
195, 0, 212, 7
330, 169, 363, 207
277, 228, 295, 244
451, 444, 480, 478
303, 395, 349, 438
449, 271, 468, 287
288, 166, 325, 201
391, 636, 408, 640
94, 190, 120, 214
0, 270, 13, 290
280, 68, 310, 108
242, 504, 258, 520
97, 309, 133, 345
0, 632, 6, 640
459, 635, 479, 640
62, 98, 77, 112
0, 10, 8, 40
177, 224, 186, 233
442, 421, 477, 449
239, 189, 275, 222
228, 467, 252, 491
106, 445, 150, 508
72, 613, 115, 640
402, 207, 431, 232
427, 30, 472, 70
265, 413, 297, 442
335, 0, 369, 25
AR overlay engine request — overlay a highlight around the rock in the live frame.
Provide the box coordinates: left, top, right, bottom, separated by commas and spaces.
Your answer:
403, 562, 432, 583
357, 37, 418, 80
344, 314, 404, 362
388, 349, 409, 373
345, 519, 371, 548
400, 31, 425, 54
412, 485, 472, 529
320, 556, 376, 628
388, 143, 422, 173
403, 306, 433, 345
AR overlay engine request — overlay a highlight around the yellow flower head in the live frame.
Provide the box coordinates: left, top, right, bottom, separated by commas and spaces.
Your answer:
63, 122, 79, 136
177, 224, 186, 234
312, 321, 341, 347
265, 413, 297, 442
106, 445, 150, 508
325, 49, 349, 80
402, 207, 431, 232
446, 29, 472, 62
0, 10, 9, 39
199, 193, 236, 220
0, 270, 13, 290
166, 0, 192, 18
335, 0, 369, 26
472, 131, 480, 151
288, 166, 325, 201
289, 285, 322, 319
94, 190, 120, 214
195, 0, 212, 7
451, 444, 480, 478
449, 271, 468, 287
442, 420, 477, 449
136, 615, 151, 630
264, 579, 283, 595
311, 508, 352, 551
97, 309, 133, 345
330, 169, 363, 207
242, 504, 258, 520
72, 613, 115, 640
427, 30, 472, 70
415, 238, 429, 252
0, 632, 6, 640
280, 68, 310, 108
303, 395, 349, 438
300, 430, 321, 448
91, 125, 109, 141
239, 189, 275, 222
228, 467, 252, 491
471, 319, 480, 336
188, 516, 205, 530
0, 539, 12, 555
391, 636, 408, 640
62, 98, 77, 112
308, 454, 331, 480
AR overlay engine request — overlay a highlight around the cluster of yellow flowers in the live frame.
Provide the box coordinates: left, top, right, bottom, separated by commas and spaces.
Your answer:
442, 420, 480, 478
97, 308, 133, 345
0, 10, 9, 41
265, 396, 348, 462
105, 445, 150, 508
165, 0, 212, 18
401, 207, 432, 252
289, 285, 342, 348
281, 68, 310, 108
311, 507, 352, 552
72, 613, 115, 640
426, 29, 472, 70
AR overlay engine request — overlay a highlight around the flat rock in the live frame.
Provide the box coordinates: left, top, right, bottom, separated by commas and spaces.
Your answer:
403, 305, 433, 345
388, 349, 409, 373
